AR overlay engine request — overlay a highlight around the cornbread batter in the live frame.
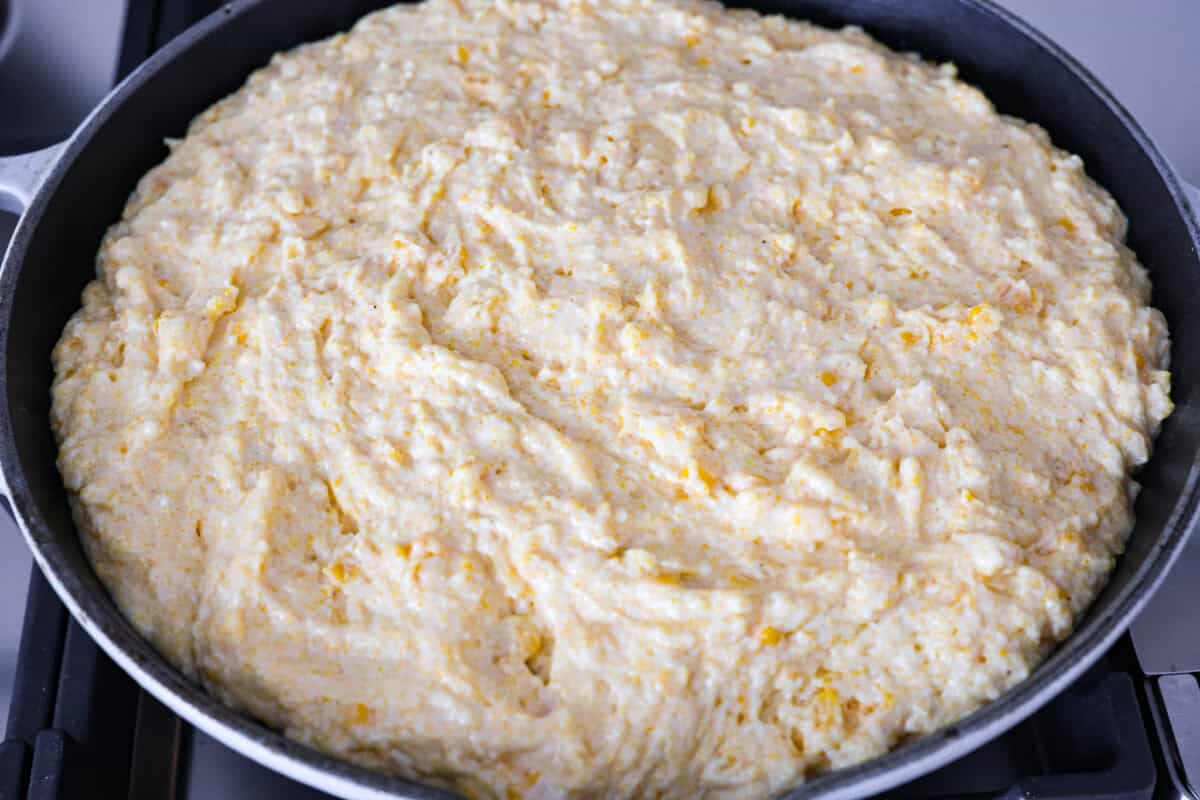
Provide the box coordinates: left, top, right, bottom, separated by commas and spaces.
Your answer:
50, 0, 1172, 797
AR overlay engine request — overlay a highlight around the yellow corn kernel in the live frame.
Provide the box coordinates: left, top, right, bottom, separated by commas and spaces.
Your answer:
814, 427, 842, 443
354, 703, 370, 724
900, 331, 918, 346
820, 371, 838, 386
1057, 216, 1076, 233
328, 562, 347, 582
456, 45, 470, 63
889, 207, 912, 217
967, 304, 989, 324
817, 687, 838, 704
760, 626, 783, 646
684, 33, 701, 47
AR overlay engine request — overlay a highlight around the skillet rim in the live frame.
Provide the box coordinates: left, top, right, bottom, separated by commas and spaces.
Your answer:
0, 1, 1197, 798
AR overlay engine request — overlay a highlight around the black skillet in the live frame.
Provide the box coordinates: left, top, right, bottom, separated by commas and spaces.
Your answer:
0, 1, 1198, 797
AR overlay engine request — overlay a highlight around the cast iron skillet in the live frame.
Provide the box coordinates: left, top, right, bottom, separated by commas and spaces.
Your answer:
0, 1, 1198, 798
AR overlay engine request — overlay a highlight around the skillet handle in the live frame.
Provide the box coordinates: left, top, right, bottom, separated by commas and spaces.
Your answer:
0, 142, 66, 215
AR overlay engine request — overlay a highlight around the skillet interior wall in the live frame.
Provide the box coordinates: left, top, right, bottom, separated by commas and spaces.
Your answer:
1, 1, 1197, 794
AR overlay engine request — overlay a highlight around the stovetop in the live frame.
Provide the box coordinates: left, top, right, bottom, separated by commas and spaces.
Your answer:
0, 1, 1198, 798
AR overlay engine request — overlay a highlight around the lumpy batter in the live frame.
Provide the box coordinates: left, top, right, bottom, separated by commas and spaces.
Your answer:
51, 1, 1172, 797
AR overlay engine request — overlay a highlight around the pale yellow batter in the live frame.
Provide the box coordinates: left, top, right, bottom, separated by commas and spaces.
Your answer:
50, 0, 1172, 797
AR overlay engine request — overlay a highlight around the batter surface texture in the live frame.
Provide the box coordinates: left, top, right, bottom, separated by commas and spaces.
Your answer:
51, 0, 1172, 797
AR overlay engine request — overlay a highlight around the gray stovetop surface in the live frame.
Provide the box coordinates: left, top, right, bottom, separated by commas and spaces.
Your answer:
0, 0, 1197, 733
